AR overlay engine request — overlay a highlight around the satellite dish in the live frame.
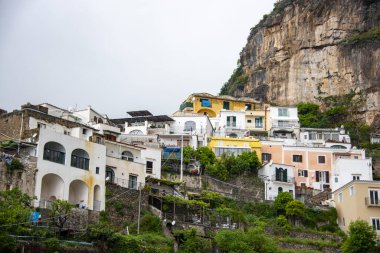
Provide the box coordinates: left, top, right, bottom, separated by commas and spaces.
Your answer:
171, 220, 176, 226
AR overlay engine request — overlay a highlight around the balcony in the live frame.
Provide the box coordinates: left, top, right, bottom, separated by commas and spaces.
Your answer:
271, 121, 300, 128
271, 175, 295, 183
180, 102, 194, 111
365, 197, 380, 207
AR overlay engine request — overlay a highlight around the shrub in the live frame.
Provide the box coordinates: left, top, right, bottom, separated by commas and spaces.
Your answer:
44, 238, 60, 253
274, 192, 293, 215
341, 220, 377, 253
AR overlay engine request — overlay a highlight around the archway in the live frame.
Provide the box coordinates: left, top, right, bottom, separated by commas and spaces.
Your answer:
121, 151, 134, 161
93, 185, 101, 211
40, 174, 64, 208
68, 180, 89, 208
129, 130, 144, 135
43, 142, 66, 164
71, 149, 90, 170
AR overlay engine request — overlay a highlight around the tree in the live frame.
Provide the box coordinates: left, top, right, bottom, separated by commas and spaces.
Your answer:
0, 188, 34, 252
50, 199, 73, 235
195, 146, 216, 168
341, 220, 377, 253
273, 192, 293, 215
174, 228, 211, 253
235, 151, 261, 175
285, 200, 305, 225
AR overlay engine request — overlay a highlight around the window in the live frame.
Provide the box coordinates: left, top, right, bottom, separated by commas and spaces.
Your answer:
371, 218, 380, 231
184, 121, 196, 131
275, 167, 288, 182
298, 169, 308, 177
309, 132, 317, 140
223, 101, 230, 110
71, 149, 90, 170
354, 156, 359, 159
43, 142, 66, 165
200, 99, 211, 108
37, 122, 46, 129
121, 151, 134, 162
246, 104, 252, 110
262, 153, 272, 162
105, 167, 115, 183
226, 116, 236, 127
353, 175, 360, 180
82, 128, 87, 135
255, 117, 263, 128
96, 167, 99, 174
146, 161, 153, 174
369, 190, 379, 205
96, 137, 102, 144
278, 187, 283, 194
293, 155, 302, 163
214, 147, 251, 157
349, 186, 355, 196
338, 193, 343, 203
316, 171, 329, 183
318, 156, 326, 164
247, 120, 252, 123
335, 177, 338, 183
129, 175, 138, 189
278, 108, 289, 117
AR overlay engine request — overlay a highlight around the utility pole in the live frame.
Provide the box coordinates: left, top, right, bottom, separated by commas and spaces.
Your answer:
180, 134, 183, 181
137, 182, 142, 234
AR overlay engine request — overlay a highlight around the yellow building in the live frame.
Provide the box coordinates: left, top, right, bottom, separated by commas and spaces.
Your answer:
208, 136, 262, 161
332, 180, 380, 238
178, 93, 268, 118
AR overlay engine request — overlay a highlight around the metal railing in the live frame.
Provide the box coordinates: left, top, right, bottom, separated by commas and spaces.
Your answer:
271, 175, 295, 183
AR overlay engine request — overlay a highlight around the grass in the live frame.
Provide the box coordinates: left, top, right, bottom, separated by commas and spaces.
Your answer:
340, 28, 380, 45
279, 237, 341, 250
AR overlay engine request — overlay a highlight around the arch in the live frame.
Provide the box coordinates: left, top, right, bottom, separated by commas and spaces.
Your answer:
106, 167, 115, 183
68, 180, 89, 208
93, 185, 101, 211
129, 129, 144, 135
228, 133, 238, 138
40, 174, 64, 208
43, 142, 66, 165
196, 109, 216, 117
98, 118, 103, 124
278, 187, 283, 194
71, 149, 90, 170
93, 116, 98, 123
184, 121, 196, 131
121, 151, 134, 161
330, 145, 347, 149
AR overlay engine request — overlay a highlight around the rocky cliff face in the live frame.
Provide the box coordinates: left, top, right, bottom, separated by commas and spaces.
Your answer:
222, 0, 380, 126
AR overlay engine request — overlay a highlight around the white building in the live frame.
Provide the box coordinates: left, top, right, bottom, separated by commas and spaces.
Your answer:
300, 127, 351, 148
269, 107, 300, 139
213, 110, 247, 138
35, 128, 106, 211
331, 158, 373, 191
259, 162, 296, 200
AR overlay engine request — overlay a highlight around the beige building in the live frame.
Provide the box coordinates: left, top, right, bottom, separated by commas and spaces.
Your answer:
332, 180, 380, 237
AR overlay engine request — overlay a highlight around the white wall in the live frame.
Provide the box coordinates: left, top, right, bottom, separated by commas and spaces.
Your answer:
218, 111, 246, 130
331, 158, 373, 191
141, 146, 162, 179
34, 128, 106, 211
259, 162, 295, 200
269, 107, 298, 120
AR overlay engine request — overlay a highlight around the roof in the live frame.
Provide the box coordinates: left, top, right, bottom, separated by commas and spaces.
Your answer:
301, 128, 342, 132
127, 110, 153, 117
104, 140, 146, 150
189, 93, 262, 104
111, 115, 174, 124
332, 180, 380, 194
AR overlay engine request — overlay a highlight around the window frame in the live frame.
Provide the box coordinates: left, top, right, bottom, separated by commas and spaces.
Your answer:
371, 217, 380, 231
292, 154, 303, 163
318, 155, 326, 164
146, 161, 153, 174
278, 108, 289, 117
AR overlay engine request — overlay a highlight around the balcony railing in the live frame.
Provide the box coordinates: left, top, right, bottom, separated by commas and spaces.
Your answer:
365, 197, 380, 207
271, 175, 295, 183
180, 102, 194, 111
43, 149, 65, 165
271, 122, 300, 128
109, 177, 141, 190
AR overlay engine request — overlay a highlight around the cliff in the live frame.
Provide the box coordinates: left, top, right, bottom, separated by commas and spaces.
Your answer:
221, 0, 380, 127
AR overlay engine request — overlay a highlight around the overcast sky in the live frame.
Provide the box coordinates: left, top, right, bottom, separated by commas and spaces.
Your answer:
0, 0, 276, 118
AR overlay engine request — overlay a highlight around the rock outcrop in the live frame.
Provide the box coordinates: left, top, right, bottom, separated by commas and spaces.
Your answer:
222, 0, 380, 126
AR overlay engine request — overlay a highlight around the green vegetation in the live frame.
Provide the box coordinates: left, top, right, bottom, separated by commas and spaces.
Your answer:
274, 192, 293, 215
297, 90, 372, 146
285, 200, 305, 225
340, 28, 380, 45
206, 151, 261, 181
50, 199, 73, 235
173, 228, 212, 253
220, 64, 248, 95
279, 237, 340, 250
6, 158, 24, 171
341, 220, 377, 253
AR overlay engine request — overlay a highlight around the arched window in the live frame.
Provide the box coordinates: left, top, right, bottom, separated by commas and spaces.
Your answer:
184, 121, 196, 131
71, 149, 90, 170
98, 118, 103, 124
278, 187, 283, 194
129, 130, 143, 135
43, 142, 66, 165
121, 151, 134, 162
93, 116, 97, 123
106, 167, 115, 183
330, 145, 347, 149
228, 133, 238, 138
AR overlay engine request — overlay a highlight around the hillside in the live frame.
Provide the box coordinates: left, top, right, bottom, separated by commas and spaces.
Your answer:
221, 0, 380, 127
